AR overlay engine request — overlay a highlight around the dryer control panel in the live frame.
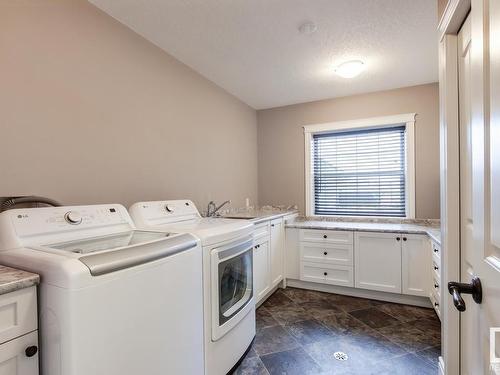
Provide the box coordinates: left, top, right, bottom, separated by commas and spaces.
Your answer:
129, 200, 201, 227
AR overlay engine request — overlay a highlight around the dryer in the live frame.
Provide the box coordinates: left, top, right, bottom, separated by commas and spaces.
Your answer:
129, 200, 255, 375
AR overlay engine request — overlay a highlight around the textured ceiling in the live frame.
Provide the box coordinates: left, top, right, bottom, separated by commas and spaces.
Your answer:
89, 0, 439, 109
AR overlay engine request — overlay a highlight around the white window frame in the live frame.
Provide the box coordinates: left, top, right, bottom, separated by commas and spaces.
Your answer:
303, 113, 416, 218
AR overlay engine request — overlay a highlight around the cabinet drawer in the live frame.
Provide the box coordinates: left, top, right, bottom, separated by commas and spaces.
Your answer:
0, 330, 38, 375
430, 292, 441, 320
431, 242, 441, 263
300, 262, 353, 287
300, 242, 353, 266
254, 222, 270, 240
0, 287, 37, 345
299, 229, 353, 245
432, 275, 441, 299
432, 259, 441, 280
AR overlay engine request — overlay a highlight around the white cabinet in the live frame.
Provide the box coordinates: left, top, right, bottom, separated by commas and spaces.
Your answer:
253, 216, 286, 304
402, 234, 431, 297
285, 227, 300, 280
429, 240, 442, 319
0, 331, 38, 375
0, 286, 38, 375
354, 232, 402, 293
254, 237, 271, 302
270, 218, 284, 287
299, 230, 354, 287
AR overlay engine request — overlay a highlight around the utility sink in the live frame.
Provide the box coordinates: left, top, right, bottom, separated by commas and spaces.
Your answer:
222, 215, 258, 219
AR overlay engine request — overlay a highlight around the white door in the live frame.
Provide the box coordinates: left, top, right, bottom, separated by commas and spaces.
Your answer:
401, 234, 431, 297
270, 218, 284, 286
354, 232, 402, 293
456, 7, 500, 374
253, 239, 270, 303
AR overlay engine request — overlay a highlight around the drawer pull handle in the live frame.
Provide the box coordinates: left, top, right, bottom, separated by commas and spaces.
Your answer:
434, 248, 439, 253
323, 272, 328, 276
434, 283, 439, 289
396, 237, 401, 241
403, 237, 407, 241
434, 302, 439, 307
323, 251, 328, 255
323, 235, 328, 239
25, 346, 38, 358
271, 224, 275, 227
434, 266, 439, 271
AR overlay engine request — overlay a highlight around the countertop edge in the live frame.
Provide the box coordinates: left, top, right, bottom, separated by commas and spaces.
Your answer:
0, 266, 40, 296
286, 222, 441, 245
220, 210, 298, 224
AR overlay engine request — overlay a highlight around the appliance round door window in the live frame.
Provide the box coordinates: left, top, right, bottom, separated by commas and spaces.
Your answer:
218, 248, 253, 325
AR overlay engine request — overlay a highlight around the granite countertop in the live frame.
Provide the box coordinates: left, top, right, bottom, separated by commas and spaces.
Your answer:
0, 265, 39, 296
287, 218, 441, 245
220, 206, 298, 224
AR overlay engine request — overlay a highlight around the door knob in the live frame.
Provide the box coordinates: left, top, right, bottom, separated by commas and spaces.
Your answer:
448, 277, 482, 312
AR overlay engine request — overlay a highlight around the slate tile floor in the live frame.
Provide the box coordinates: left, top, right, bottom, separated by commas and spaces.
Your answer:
233, 288, 440, 375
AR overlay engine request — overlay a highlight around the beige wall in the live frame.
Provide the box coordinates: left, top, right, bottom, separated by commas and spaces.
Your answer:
257, 83, 440, 219
0, 0, 258, 210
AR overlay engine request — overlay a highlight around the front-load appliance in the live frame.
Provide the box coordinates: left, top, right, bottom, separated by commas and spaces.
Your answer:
0, 204, 204, 375
129, 200, 255, 375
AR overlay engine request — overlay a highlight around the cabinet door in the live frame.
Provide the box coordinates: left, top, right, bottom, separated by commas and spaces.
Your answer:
402, 234, 431, 297
354, 232, 402, 293
0, 331, 38, 375
270, 218, 284, 286
254, 239, 270, 303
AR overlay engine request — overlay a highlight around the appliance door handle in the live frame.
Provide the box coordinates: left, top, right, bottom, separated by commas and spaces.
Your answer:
213, 237, 254, 262
79, 233, 198, 276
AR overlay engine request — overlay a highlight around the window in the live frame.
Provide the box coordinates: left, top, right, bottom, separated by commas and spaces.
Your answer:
304, 114, 416, 218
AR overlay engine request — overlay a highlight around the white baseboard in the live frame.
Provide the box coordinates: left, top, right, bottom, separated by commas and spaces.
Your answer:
255, 284, 281, 308
286, 279, 433, 308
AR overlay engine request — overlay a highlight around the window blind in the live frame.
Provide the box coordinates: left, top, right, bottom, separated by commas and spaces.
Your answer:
312, 125, 406, 217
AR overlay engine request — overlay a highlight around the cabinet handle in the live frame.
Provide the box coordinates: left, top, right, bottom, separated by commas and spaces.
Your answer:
403, 237, 407, 241
323, 251, 328, 255
271, 224, 275, 227
434, 266, 439, 271
433, 248, 439, 253
25, 346, 38, 358
396, 237, 401, 241
323, 235, 328, 239
434, 283, 439, 289
434, 302, 439, 307
323, 272, 328, 276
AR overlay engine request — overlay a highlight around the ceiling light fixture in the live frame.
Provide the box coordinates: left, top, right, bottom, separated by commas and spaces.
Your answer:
298, 21, 317, 35
334, 60, 365, 78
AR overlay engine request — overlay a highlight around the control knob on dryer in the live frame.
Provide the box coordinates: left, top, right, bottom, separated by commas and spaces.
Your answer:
64, 211, 82, 225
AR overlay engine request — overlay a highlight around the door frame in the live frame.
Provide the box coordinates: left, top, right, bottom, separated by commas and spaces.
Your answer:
438, 1, 477, 374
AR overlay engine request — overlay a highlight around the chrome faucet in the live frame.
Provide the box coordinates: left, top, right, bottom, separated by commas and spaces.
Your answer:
206, 200, 231, 217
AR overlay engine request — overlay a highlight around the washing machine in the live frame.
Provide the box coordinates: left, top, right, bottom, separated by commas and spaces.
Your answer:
0, 204, 204, 375
129, 200, 255, 375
